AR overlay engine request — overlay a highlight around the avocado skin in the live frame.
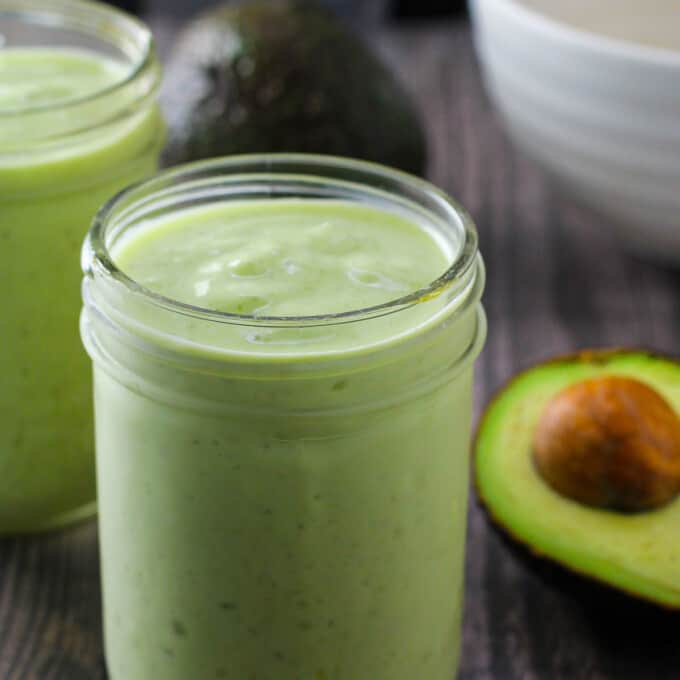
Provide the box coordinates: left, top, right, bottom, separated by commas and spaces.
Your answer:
474, 349, 680, 609
486, 515, 680, 641
162, 0, 427, 174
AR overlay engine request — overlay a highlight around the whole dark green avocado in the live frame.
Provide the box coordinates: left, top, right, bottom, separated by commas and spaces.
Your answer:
162, 0, 427, 174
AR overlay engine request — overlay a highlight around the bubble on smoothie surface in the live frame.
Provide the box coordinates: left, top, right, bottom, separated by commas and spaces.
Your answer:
306, 221, 360, 255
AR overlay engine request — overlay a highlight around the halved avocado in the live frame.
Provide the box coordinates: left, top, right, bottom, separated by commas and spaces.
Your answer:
475, 350, 680, 608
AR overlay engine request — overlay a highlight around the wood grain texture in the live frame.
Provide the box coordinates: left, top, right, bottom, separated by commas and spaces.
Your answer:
2, 19, 680, 679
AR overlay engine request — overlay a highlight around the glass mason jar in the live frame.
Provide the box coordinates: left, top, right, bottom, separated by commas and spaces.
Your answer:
0, 0, 163, 532
81, 155, 486, 680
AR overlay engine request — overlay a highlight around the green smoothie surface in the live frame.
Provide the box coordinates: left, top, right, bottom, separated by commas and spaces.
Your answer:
114, 200, 451, 318
0, 47, 127, 111
0, 46, 160, 191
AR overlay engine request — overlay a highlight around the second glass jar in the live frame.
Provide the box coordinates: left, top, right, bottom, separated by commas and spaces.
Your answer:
0, 0, 164, 532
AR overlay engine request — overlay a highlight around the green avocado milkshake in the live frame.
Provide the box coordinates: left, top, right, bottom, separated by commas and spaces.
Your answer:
81, 156, 486, 679
0, 0, 163, 532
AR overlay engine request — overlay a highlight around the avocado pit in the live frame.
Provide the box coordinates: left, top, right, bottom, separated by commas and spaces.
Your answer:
532, 376, 680, 512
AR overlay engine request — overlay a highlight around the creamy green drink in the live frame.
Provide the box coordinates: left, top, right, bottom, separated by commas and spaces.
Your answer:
81, 156, 486, 680
0, 0, 163, 532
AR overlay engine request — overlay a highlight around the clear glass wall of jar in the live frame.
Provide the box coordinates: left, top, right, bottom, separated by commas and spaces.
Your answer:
81, 155, 486, 680
0, 0, 164, 533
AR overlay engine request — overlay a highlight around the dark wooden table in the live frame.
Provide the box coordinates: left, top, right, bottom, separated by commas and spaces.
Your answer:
3, 19, 680, 680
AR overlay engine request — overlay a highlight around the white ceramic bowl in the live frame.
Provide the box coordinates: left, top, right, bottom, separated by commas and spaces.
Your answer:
470, 0, 680, 262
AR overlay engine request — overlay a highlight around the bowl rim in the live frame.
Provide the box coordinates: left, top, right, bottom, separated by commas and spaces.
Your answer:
486, 0, 680, 68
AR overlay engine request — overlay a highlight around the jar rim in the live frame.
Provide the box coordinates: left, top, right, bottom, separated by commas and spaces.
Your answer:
0, 0, 155, 117
84, 154, 481, 328
83, 153, 478, 326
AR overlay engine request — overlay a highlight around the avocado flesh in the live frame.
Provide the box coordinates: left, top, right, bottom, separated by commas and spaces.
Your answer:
475, 351, 680, 607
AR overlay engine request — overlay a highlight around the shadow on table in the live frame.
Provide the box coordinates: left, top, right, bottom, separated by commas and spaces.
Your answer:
496, 526, 680, 678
